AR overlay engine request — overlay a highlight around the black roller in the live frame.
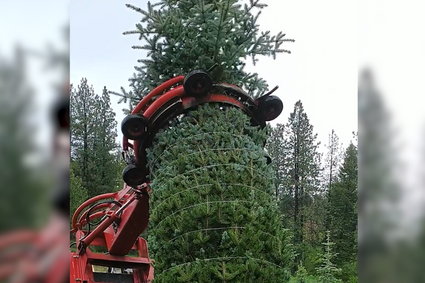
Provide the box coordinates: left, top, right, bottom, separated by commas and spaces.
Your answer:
121, 114, 148, 140
264, 153, 272, 165
183, 70, 212, 96
257, 95, 283, 122
122, 164, 146, 187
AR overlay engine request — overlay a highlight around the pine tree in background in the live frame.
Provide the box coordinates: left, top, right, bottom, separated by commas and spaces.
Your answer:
91, 86, 120, 193
70, 163, 88, 218
266, 123, 295, 230
328, 142, 357, 281
323, 129, 341, 232
71, 79, 120, 198
266, 123, 285, 199
71, 78, 96, 191
0, 47, 48, 231
324, 129, 341, 192
358, 69, 400, 282
281, 101, 321, 259
117, 0, 295, 280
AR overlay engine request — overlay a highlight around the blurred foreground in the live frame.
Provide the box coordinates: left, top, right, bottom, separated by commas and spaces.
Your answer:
0, 1, 69, 281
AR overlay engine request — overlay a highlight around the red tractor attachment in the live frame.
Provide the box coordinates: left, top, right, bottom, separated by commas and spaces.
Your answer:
70, 70, 282, 282
121, 70, 282, 186
70, 183, 153, 282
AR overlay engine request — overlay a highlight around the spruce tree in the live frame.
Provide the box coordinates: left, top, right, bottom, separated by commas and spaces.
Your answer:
316, 231, 342, 283
266, 123, 285, 199
281, 100, 321, 262
266, 123, 295, 230
91, 86, 120, 193
147, 104, 294, 281
327, 142, 357, 281
116, 0, 294, 103
324, 129, 341, 192
358, 69, 400, 282
70, 78, 96, 191
118, 0, 295, 280
267, 117, 326, 273
323, 129, 341, 232
0, 47, 48, 231
70, 162, 88, 218
71, 79, 119, 197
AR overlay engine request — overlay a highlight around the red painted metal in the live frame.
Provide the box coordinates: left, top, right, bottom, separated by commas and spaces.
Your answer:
0, 215, 69, 282
107, 192, 149, 255
71, 184, 153, 282
72, 192, 116, 231
132, 85, 185, 160
131, 75, 184, 114
70, 72, 275, 282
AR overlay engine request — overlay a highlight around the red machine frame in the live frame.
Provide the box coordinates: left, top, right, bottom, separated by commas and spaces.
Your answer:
70, 70, 282, 282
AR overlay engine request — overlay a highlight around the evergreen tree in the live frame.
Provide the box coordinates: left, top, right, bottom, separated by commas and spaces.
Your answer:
289, 262, 319, 283
358, 69, 400, 282
147, 104, 294, 281
118, 0, 295, 280
70, 78, 97, 190
324, 129, 341, 192
316, 231, 342, 283
70, 162, 88, 218
323, 130, 341, 235
281, 100, 321, 262
266, 123, 285, 199
267, 118, 326, 273
327, 142, 357, 281
115, 0, 294, 104
91, 86, 120, 193
0, 47, 48, 231
70, 79, 119, 197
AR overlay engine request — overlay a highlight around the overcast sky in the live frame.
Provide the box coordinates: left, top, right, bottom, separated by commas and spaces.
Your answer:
70, 0, 357, 153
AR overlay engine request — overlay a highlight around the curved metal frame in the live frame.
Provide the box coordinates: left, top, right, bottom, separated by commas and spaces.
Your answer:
121, 71, 280, 184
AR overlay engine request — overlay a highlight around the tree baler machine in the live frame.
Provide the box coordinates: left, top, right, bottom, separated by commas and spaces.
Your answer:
70, 70, 283, 282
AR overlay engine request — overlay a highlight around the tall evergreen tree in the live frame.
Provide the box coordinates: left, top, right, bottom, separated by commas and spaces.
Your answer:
327, 142, 357, 281
267, 116, 326, 273
91, 86, 120, 193
281, 100, 321, 262
358, 69, 400, 282
0, 47, 48, 231
324, 129, 341, 192
70, 79, 119, 198
266, 123, 285, 199
118, 0, 295, 280
70, 78, 96, 190
323, 129, 341, 232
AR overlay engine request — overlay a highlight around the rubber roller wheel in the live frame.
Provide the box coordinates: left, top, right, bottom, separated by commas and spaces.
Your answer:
257, 95, 283, 122
264, 153, 272, 165
122, 164, 146, 187
121, 114, 148, 140
183, 70, 213, 96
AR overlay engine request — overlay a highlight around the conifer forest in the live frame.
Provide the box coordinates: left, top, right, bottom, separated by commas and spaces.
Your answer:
71, 1, 358, 282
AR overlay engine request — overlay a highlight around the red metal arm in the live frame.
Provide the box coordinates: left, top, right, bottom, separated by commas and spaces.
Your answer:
131, 75, 184, 114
